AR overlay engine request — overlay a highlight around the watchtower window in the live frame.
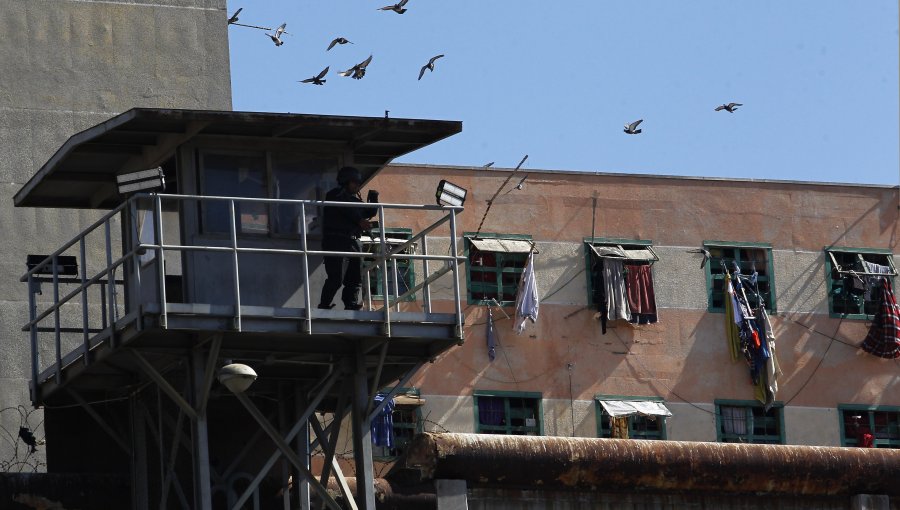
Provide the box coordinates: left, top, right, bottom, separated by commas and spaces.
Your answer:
200, 152, 268, 235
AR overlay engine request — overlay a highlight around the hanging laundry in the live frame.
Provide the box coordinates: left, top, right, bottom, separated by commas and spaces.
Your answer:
486, 306, 497, 362
603, 259, 631, 322
759, 306, 782, 410
862, 261, 894, 301
514, 251, 539, 334
723, 274, 742, 361
624, 263, 658, 324
610, 416, 629, 439
861, 280, 900, 359
592, 256, 609, 334
371, 394, 395, 448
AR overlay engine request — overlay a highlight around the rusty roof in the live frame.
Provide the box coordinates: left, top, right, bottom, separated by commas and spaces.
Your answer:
14, 108, 462, 208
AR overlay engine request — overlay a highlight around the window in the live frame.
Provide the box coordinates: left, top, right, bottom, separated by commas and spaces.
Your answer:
838, 405, 900, 448
825, 249, 896, 320
474, 391, 542, 435
372, 389, 425, 460
705, 242, 775, 313
584, 238, 658, 307
363, 228, 415, 302
595, 395, 669, 440
199, 150, 339, 236
465, 233, 533, 305
715, 400, 784, 444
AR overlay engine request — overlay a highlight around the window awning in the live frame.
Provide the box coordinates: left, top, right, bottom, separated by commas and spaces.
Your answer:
394, 394, 426, 406
469, 238, 534, 254
588, 244, 658, 262
360, 236, 410, 245
597, 399, 672, 418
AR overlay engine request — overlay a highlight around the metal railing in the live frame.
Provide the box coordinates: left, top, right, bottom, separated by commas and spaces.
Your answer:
22, 193, 466, 399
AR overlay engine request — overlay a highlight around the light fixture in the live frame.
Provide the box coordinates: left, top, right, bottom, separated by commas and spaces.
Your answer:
218, 363, 257, 394
116, 166, 165, 195
436, 180, 467, 207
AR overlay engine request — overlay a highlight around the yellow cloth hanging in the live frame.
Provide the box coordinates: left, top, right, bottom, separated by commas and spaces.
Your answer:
724, 274, 741, 362
611, 417, 629, 439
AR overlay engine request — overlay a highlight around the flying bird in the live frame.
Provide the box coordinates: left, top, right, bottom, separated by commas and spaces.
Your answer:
624, 119, 643, 135
227, 7, 242, 25
418, 54, 445, 80
299, 67, 329, 85
715, 102, 743, 113
686, 248, 711, 269
483, 162, 494, 168
19, 427, 37, 453
327, 37, 353, 51
267, 23, 287, 46
339, 55, 373, 80
378, 0, 409, 14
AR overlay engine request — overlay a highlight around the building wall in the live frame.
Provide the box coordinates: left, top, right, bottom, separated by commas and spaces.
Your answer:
369, 164, 900, 447
0, 0, 231, 470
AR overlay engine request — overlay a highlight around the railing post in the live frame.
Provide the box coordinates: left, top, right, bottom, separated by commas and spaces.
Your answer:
155, 194, 168, 329
299, 204, 312, 334
448, 210, 463, 340
377, 205, 390, 336
105, 219, 116, 347
52, 254, 62, 385
391, 257, 401, 313
229, 199, 242, 331
129, 197, 142, 326
421, 236, 432, 314
80, 237, 90, 366
27, 274, 40, 404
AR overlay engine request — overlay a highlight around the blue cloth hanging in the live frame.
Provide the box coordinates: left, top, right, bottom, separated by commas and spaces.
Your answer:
371, 394, 395, 448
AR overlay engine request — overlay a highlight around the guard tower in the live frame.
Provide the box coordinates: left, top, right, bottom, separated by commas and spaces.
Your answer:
15, 108, 465, 510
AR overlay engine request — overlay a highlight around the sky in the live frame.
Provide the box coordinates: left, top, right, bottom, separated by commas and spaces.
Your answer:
226, 1, 899, 186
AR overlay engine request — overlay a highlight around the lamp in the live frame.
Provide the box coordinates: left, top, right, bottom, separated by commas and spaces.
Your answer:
436, 180, 467, 207
116, 166, 165, 195
218, 363, 257, 394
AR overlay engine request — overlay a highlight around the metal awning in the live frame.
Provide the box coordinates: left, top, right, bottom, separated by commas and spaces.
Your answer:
588, 244, 658, 262
394, 394, 426, 406
15, 108, 462, 209
469, 238, 534, 254
596, 399, 672, 418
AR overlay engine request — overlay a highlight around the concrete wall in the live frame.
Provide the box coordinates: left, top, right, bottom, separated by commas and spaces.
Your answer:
0, 0, 231, 470
366, 164, 900, 447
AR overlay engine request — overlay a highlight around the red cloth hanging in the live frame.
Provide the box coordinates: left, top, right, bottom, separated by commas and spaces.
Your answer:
861, 280, 900, 359
624, 264, 656, 315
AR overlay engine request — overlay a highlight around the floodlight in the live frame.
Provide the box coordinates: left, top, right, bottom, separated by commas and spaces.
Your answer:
436, 180, 467, 207
116, 166, 165, 194
218, 363, 257, 394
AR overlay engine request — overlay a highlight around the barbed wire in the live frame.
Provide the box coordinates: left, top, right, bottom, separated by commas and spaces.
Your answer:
0, 406, 46, 473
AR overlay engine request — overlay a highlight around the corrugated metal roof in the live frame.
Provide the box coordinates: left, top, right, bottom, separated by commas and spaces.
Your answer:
15, 108, 462, 209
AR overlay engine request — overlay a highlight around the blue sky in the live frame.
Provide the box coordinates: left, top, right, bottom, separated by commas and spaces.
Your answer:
226, 1, 899, 185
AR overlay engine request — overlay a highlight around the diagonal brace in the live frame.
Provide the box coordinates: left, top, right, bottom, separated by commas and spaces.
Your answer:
129, 350, 199, 422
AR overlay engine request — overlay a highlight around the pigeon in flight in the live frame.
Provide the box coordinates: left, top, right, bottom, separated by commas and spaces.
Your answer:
327, 37, 353, 51
418, 54, 445, 80
715, 102, 743, 113
267, 23, 287, 46
339, 55, 373, 79
624, 119, 643, 135
227, 8, 242, 25
686, 248, 712, 269
483, 162, 494, 168
299, 67, 329, 85
379, 0, 409, 14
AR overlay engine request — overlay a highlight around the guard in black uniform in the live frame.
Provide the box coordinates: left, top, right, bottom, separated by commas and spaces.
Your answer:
318, 166, 378, 310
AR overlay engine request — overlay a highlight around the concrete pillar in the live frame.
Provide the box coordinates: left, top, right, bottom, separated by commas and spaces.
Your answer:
435, 479, 468, 510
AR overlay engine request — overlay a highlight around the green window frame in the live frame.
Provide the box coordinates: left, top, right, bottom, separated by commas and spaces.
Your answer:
583, 237, 655, 307
465, 233, 533, 306
372, 388, 425, 460
473, 390, 543, 436
715, 399, 784, 444
364, 228, 416, 302
824, 248, 896, 320
595, 395, 668, 440
838, 405, 900, 448
704, 241, 776, 313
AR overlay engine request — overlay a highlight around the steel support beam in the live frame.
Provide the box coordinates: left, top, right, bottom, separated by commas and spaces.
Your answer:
198, 335, 223, 414
351, 346, 376, 510
131, 398, 150, 510
190, 349, 213, 510
129, 351, 198, 422
65, 388, 131, 455
294, 387, 311, 510
310, 417, 358, 510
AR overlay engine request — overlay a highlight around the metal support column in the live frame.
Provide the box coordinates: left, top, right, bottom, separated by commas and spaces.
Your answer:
131, 397, 150, 510
351, 346, 376, 510
294, 386, 311, 510
191, 348, 213, 510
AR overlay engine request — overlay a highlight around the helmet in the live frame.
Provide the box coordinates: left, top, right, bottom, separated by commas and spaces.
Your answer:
336, 166, 362, 186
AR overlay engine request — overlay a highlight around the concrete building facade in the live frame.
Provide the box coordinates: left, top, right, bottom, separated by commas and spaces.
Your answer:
0, 0, 231, 470
367, 164, 899, 449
